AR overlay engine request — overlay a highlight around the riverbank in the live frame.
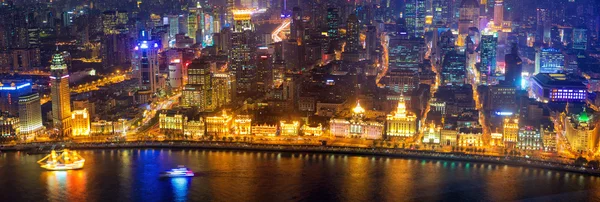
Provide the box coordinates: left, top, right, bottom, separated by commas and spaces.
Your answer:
3, 141, 598, 176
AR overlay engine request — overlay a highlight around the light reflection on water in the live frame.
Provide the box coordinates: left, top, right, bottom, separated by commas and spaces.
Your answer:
1, 149, 600, 201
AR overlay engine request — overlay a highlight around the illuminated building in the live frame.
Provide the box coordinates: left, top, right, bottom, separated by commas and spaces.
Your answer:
50, 53, 72, 137
422, 123, 441, 144
487, 83, 516, 113
182, 59, 212, 110
531, 73, 587, 103
503, 118, 519, 147
168, 15, 180, 40
432, 0, 451, 25
211, 73, 233, 108
365, 25, 377, 61
302, 124, 323, 136
168, 59, 183, 89
504, 45, 523, 89
490, 133, 503, 146
441, 51, 466, 86
290, 7, 304, 45
572, 27, 588, 50
541, 124, 556, 152
383, 70, 419, 94
280, 121, 300, 136
517, 126, 542, 150
404, 0, 425, 38
18, 92, 43, 138
0, 114, 18, 137
345, 14, 360, 53
233, 115, 252, 136
188, 3, 200, 44
458, 127, 483, 148
71, 109, 90, 136
330, 101, 384, 139
132, 39, 160, 93
184, 119, 205, 138
326, 7, 340, 41
252, 124, 277, 136
159, 110, 187, 135
494, 0, 504, 27
101, 11, 130, 69
230, 9, 256, 97
102, 10, 128, 35
457, 0, 480, 47
0, 81, 32, 116
534, 48, 564, 74
441, 127, 458, 147
90, 120, 117, 135
564, 109, 597, 153
205, 110, 232, 136
388, 38, 425, 72
480, 32, 498, 77
386, 97, 417, 137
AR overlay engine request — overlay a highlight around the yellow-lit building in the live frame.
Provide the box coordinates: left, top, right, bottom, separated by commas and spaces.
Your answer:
280, 121, 300, 136
185, 119, 205, 138
233, 115, 252, 135
159, 110, 187, 134
329, 101, 384, 140
441, 128, 458, 147
386, 97, 417, 137
458, 128, 484, 148
205, 110, 232, 136
302, 124, 323, 136
564, 109, 598, 153
232, 9, 254, 32
490, 133, 503, 146
71, 109, 90, 136
503, 118, 519, 147
252, 124, 277, 136
0, 115, 19, 137
91, 120, 114, 135
422, 123, 441, 144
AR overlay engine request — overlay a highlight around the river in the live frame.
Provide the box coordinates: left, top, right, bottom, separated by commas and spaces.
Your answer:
1, 149, 600, 201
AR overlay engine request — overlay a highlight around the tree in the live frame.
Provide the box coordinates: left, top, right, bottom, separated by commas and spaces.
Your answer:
588, 160, 599, 169
575, 156, 588, 166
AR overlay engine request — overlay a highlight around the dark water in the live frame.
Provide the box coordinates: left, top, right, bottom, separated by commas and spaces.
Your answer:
2, 149, 600, 202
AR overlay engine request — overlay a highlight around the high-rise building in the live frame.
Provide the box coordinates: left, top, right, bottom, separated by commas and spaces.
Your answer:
385, 96, 418, 137
71, 109, 90, 136
504, 45, 522, 89
327, 7, 340, 41
404, 0, 426, 38
494, 0, 504, 26
168, 15, 180, 40
382, 70, 419, 94
534, 48, 564, 74
230, 10, 256, 97
211, 73, 233, 108
0, 81, 32, 116
182, 59, 213, 111
102, 10, 128, 35
388, 38, 425, 72
441, 51, 466, 86
290, 7, 304, 45
503, 117, 519, 147
572, 27, 588, 50
168, 60, 183, 89
188, 4, 200, 44
487, 83, 516, 113
457, 0, 480, 47
132, 40, 160, 93
50, 53, 72, 137
432, 0, 452, 25
101, 10, 130, 69
365, 25, 377, 61
18, 92, 43, 138
480, 32, 498, 76
345, 14, 360, 53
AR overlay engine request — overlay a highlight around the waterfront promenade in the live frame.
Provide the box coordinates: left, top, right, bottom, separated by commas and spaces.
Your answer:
2, 141, 599, 176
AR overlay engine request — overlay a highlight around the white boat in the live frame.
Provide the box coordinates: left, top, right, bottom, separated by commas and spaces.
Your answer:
37, 149, 85, 171
160, 165, 195, 178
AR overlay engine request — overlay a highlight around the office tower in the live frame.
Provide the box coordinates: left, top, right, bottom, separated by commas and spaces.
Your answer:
504, 45, 522, 89
168, 60, 183, 89
0, 81, 32, 116
404, 0, 426, 38
50, 52, 72, 137
487, 83, 516, 113
345, 14, 360, 53
101, 10, 130, 69
211, 73, 233, 108
480, 32, 498, 76
168, 15, 180, 40
18, 92, 43, 138
534, 48, 564, 74
441, 51, 466, 86
71, 109, 90, 136
230, 10, 256, 97
182, 59, 212, 111
536, 7, 550, 44
457, 0, 480, 47
388, 37, 425, 72
226, 0, 234, 26
256, 53, 273, 93
188, 4, 200, 44
383, 70, 420, 94
432, 0, 451, 25
132, 40, 160, 93
327, 7, 340, 41
290, 7, 303, 45
494, 0, 504, 26
573, 27, 588, 50
365, 25, 377, 61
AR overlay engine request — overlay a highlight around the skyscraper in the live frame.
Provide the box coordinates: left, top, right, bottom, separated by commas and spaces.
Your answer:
18, 92, 43, 138
534, 48, 564, 74
182, 59, 212, 111
290, 7, 304, 45
480, 32, 498, 76
230, 10, 256, 97
0, 80, 32, 116
457, 0, 480, 47
345, 14, 360, 53
50, 52, 72, 137
441, 51, 467, 86
327, 7, 340, 41
573, 27, 588, 50
404, 0, 426, 38
505, 45, 523, 89
132, 40, 160, 93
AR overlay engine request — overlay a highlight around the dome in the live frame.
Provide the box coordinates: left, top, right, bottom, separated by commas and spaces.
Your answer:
353, 101, 365, 114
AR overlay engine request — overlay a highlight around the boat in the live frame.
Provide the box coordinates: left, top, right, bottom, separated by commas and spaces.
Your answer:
37, 149, 85, 171
160, 165, 195, 178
